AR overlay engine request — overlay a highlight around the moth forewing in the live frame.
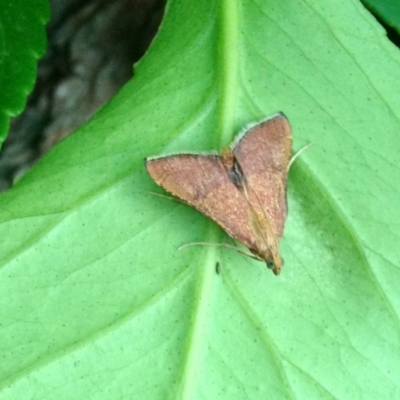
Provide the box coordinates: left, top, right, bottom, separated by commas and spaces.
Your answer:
145, 113, 292, 275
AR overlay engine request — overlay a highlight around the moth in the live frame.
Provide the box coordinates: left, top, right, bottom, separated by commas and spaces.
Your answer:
145, 113, 292, 275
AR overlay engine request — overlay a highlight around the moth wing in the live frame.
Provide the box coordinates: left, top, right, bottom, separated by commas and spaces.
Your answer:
232, 113, 292, 239
146, 154, 257, 250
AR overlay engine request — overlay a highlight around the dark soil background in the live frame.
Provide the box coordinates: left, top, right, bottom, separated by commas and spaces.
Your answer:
0, 0, 166, 192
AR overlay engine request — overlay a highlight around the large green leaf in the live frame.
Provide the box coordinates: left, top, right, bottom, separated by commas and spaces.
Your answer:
1, 0, 399, 398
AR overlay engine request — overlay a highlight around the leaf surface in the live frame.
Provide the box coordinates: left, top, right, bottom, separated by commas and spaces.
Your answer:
0, 0, 399, 398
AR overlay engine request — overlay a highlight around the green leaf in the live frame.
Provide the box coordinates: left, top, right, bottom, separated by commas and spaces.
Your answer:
1, 0, 399, 398
0, 0, 49, 143
362, 0, 400, 33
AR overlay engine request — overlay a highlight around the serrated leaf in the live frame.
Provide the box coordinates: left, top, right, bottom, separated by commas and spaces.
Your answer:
0, 0, 49, 143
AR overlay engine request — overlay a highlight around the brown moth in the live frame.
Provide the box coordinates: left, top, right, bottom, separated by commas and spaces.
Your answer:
145, 113, 292, 275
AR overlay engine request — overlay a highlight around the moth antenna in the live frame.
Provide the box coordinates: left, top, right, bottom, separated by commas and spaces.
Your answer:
239, 183, 279, 255
287, 143, 312, 171
147, 191, 185, 204
178, 242, 262, 261
235, 176, 281, 274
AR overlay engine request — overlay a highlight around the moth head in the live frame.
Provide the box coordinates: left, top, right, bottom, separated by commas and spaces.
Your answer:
266, 254, 283, 275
